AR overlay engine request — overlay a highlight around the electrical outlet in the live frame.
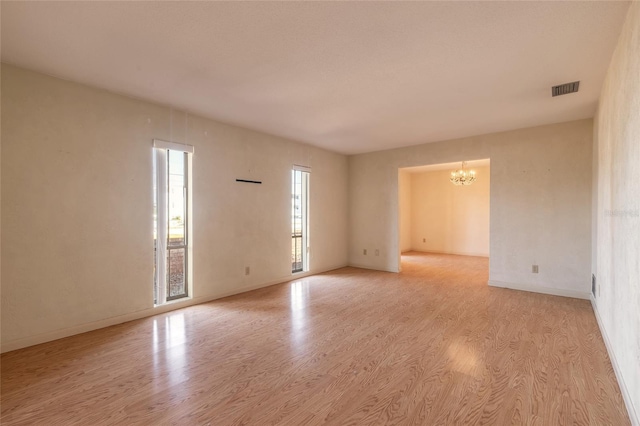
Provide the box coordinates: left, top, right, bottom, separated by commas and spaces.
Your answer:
375, 249, 379, 256
592, 274, 596, 297
532, 265, 539, 273
245, 266, 250, 275
363, 249, 367, 255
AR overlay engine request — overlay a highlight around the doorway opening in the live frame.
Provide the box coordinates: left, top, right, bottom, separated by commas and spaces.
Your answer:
398, 159, 490, 274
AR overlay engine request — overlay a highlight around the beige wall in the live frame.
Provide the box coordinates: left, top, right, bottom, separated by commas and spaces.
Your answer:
592, 3, 640, 424
398, 170, 412, 253
409, 166, 489, 257
349, 119, 593, 299
1, 64, 349, 352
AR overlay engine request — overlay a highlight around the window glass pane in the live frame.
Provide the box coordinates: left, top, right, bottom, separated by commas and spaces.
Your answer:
291, 169, 307, 273
168, 248, 186, 298
168, 150, 185, 247
292, 235, 303, 272
154, 146, 190, 305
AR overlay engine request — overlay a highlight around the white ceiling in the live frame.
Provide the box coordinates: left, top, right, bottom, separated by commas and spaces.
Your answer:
1, 1, 630, 155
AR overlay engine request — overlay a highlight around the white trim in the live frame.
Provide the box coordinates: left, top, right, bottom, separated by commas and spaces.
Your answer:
302, 171, 310, 272
154, 148, 168, 304
408, 249, 489, 258
0, 264, 348, 354
293, 164, 311, 172
186, 153, 194, 299
153, 139, 194, 154
348, 262, 399, 273
590, 296, 639, 426
488, 280, 591, 300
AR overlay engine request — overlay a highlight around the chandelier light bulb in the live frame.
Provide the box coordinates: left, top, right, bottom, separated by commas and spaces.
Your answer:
450, 161, 477, 186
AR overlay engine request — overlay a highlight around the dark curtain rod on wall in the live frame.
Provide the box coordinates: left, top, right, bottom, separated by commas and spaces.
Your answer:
236, 179, 262, 184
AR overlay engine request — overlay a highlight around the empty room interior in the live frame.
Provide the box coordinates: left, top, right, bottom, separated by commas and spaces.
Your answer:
1, 2, 639, 425
398, 159, 490, 269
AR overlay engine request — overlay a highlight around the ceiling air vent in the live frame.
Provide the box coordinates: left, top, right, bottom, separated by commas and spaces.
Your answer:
552, 81, 580, 97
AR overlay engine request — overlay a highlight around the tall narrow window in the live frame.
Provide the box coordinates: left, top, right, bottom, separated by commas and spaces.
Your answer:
153, 139, 193, 305
292, 166, 310, 273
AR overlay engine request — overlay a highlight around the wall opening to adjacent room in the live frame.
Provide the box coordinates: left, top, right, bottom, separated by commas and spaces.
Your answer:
398, 159, 490, 272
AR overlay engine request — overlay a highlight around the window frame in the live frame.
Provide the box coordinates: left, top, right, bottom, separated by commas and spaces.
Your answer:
153, 139, 193, 306
292, 165, 310, 274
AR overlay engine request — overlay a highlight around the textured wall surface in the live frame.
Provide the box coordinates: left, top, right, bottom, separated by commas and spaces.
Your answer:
349, 119, 593, 300
1, 65, 349, 351
409, 166, 490, 257
593, 2, 640, 423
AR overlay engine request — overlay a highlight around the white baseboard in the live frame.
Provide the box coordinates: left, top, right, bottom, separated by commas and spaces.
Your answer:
488, 280, 591, 300
0, 264, 348, 354
590, 296, 639, 426
348, 262, 398, 273
409, 249, 490, 258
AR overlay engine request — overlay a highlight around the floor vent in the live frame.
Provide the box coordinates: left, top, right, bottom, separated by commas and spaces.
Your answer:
552, 81, 580, 97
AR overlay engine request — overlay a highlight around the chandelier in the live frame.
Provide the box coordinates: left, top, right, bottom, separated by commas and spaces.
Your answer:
450, 162, 476, 186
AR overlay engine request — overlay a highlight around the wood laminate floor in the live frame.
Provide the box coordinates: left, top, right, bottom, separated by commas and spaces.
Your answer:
0, 253, 630, 425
